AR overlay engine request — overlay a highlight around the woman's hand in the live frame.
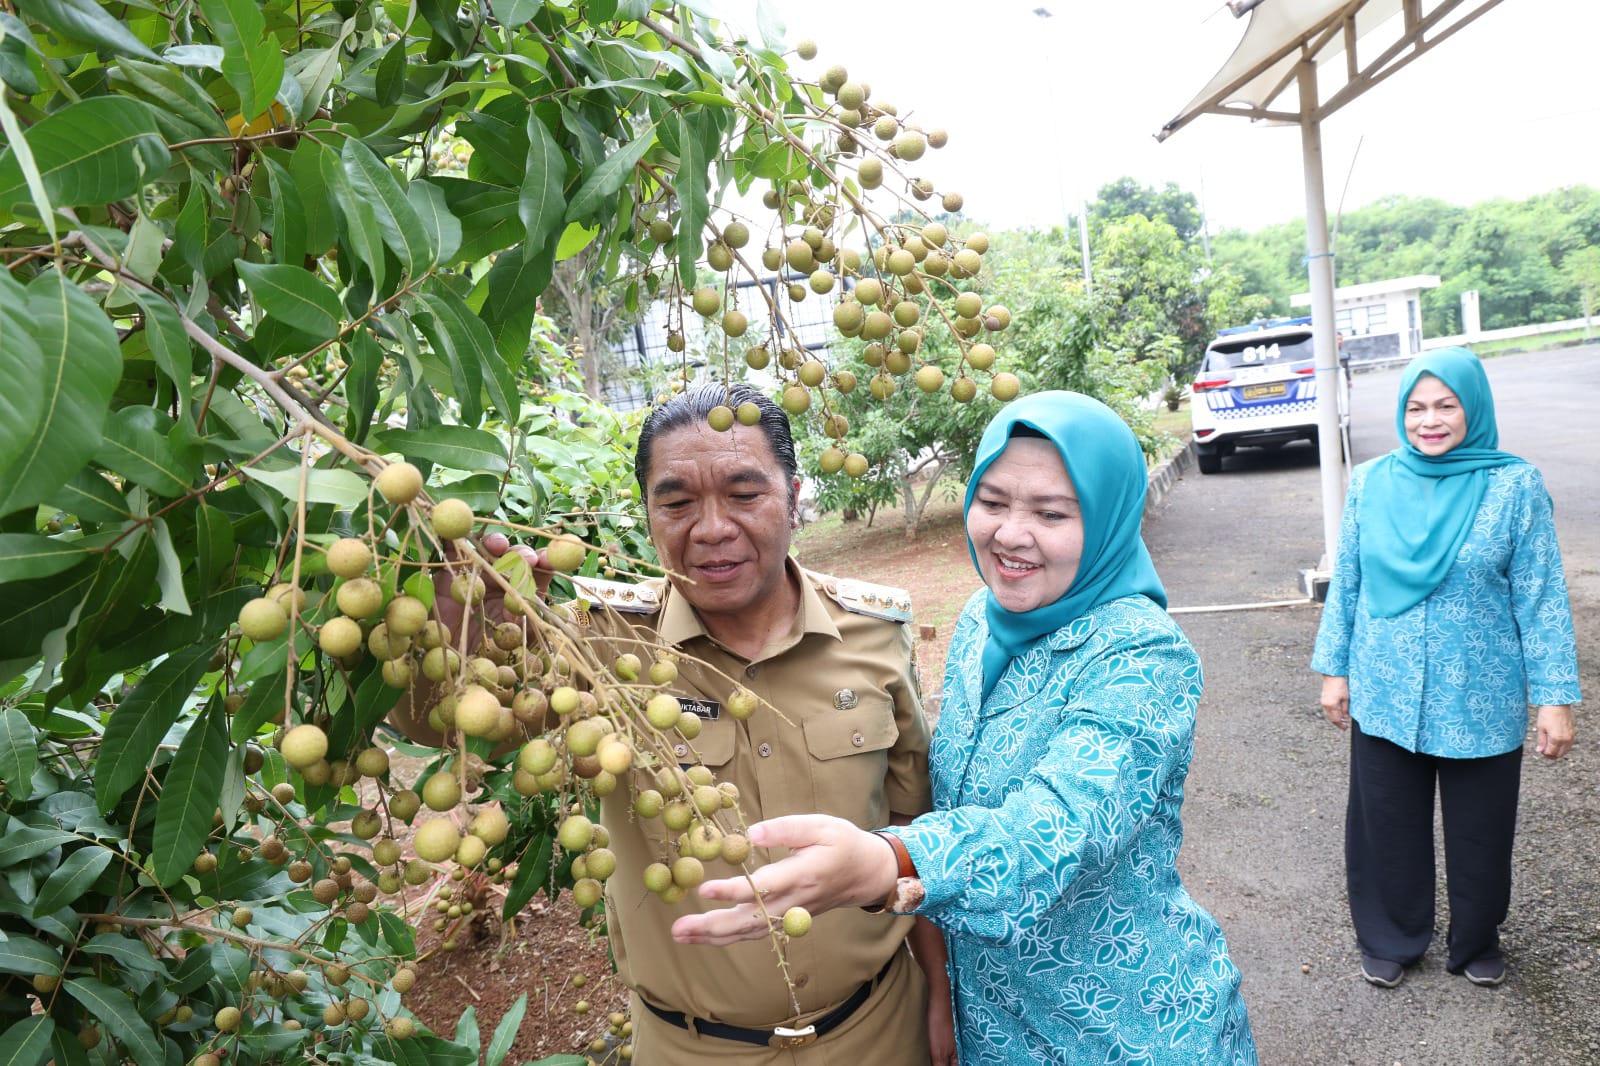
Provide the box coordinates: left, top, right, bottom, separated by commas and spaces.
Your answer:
926, 977, 958, 1066
1319, 675, 1351, 731
1535, 705, 1575, 760
669, 814, 899, 946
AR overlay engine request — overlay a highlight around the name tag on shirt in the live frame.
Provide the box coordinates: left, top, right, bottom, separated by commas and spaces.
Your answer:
680, 698, 721, 721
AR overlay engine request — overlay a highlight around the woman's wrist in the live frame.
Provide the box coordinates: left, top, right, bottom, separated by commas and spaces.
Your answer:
861, 830, 914, 912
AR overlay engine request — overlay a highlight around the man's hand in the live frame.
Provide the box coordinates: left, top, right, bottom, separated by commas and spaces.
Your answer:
431, 532, 552, 641
1535, 705, 1575, 760
669, 814, 899, 946
1320, 675, 1350, 731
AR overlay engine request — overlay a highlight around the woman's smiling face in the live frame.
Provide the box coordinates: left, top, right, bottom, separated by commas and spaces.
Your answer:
1404, 373, 1468, 456
966, 437, 1084, 614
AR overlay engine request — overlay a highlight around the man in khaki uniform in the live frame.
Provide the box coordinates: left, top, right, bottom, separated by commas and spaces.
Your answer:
394, 383, 951, 1062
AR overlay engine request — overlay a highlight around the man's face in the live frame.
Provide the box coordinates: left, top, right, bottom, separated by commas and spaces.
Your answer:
643, 422, 800, 625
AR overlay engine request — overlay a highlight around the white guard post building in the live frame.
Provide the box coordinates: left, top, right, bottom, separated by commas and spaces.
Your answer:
1292, 274, 1440, 368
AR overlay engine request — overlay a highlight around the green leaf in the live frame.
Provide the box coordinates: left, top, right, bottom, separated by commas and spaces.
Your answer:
0, 708, 39, 802
0, 534, 94, 583
48, 471, 130, 525
129, 293, 194, 425
412, 295, 483, 428
484, 993, 527, 1066
0, 935, 62, 976
0, 567, 95, 666
0, 1015, 54, 1066
92, 407, 194, 499
63, 978, 163, 1063
521, 114, 568, 263
343, 329, 384, 445
755, 0, 786, 51
325, 144, 387, 293
453, 1007, 480, 1054
79, 934, 165, 976
0, 85, 55, 241
33, 844, 114, 916
676, 112, 706, 285
94, 644, 214, 813
244, 464, 369, 508
11, 0, 158, 59
424, 288, 520, 424
341, 139, 432, 275
496, 0, 541, 23
374, 37, 406, 107
261, 156, 308, 268
150, 516, 191, 616
564, 124, 657, 222
555, 221, 599, 261
46, 1027, 88, 1066
196, 0, 284, 120
153, 701, 229, 886
368, 426, 508, 474
408, 180, 462, 267
482, 242, 552, 383
236, 260, 343, 340
0, 273, 121, 519
0, 14, 42, 96
0, 97, 169, 216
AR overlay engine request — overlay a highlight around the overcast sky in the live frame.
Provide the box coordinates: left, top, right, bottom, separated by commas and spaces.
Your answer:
724, 0, 1599, 236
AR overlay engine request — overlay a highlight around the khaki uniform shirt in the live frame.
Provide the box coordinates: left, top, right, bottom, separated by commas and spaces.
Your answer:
582, 559, 933, 1029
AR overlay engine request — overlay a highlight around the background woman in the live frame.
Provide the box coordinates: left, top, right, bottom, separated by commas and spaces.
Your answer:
673, 391, 1256, 1065
1312, 346, 1580, 989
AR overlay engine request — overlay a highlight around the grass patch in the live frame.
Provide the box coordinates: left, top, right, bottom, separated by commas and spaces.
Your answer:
1473, 327, 1597, 358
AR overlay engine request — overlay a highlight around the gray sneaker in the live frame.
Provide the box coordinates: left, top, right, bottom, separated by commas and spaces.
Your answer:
1360, 955, 1404, 988
1463, 958, 1506, 987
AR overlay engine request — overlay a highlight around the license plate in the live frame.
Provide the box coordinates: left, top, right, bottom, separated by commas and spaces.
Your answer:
1241, 382, 1287, 400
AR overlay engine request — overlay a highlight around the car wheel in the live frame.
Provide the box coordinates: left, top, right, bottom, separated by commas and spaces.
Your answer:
1196, 447, 1222, 475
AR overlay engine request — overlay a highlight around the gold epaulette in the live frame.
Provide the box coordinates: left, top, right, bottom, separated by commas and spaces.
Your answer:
820, 575, 913, 624
568, 574, 663, 614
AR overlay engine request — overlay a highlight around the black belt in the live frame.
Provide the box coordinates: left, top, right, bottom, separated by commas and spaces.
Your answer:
640, 953, 896, 1050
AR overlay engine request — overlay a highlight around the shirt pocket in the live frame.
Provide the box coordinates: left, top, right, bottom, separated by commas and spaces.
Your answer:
683, 712, 737, 769
802, 700, 899, 760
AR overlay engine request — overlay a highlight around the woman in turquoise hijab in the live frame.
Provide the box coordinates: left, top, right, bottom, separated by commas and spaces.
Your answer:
1313, 348, 1579, 990
674, 392, 1258, 1065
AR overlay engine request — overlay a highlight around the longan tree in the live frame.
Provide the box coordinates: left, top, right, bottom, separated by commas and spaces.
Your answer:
0, 1, 1013, 1062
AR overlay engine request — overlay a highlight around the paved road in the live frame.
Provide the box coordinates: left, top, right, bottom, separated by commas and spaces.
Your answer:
1144, 345, 1600, 1064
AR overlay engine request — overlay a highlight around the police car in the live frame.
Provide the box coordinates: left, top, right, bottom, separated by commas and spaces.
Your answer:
1189, 317, 1349, 475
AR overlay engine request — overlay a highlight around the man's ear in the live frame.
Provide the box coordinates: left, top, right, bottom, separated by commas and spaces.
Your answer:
789, 477, 803, 529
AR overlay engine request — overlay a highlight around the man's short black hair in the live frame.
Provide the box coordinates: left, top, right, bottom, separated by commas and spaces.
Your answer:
634, 383, 799, 505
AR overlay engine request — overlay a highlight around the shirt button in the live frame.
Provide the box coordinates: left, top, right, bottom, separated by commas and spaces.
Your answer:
794, 973, 809, 988
851, 732, 865, 747
758, 743, 773, 758
673, 744, 688, 758
745, 664, 760, 679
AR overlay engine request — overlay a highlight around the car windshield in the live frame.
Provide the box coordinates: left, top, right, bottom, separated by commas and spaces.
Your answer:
1205, 333, 1315, 371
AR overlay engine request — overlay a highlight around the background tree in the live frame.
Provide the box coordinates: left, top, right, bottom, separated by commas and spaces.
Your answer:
1089, 176, 1205, 243
1210, 185, 1600, 336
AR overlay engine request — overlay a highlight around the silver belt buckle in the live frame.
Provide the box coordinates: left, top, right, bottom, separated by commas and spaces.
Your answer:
769, 1024, 818, 1049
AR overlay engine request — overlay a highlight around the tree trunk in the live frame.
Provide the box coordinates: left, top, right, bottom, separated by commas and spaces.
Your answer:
900, 475, 919, 542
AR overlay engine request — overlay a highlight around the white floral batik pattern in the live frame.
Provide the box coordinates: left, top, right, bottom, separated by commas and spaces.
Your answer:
1312, 462, 1581, 757
890, 594, 1257, 1065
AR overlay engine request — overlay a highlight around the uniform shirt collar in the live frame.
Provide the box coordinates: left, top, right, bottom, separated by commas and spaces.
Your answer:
657, 557, 842, 655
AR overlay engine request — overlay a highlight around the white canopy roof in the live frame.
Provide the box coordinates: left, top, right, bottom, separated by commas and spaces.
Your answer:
1157, 0, 1507, 140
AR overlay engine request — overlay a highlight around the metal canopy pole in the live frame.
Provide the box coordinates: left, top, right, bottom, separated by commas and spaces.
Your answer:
1297, 58, 1345, 568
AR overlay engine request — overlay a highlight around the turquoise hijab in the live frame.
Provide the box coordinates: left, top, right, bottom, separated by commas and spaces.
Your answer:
965, 391, 1167, 700
1358, 347, 1525, 618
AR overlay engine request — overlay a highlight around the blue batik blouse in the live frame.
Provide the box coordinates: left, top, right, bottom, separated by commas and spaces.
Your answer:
888, 592, 1257, 1065
1311, 460, 1581, 757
